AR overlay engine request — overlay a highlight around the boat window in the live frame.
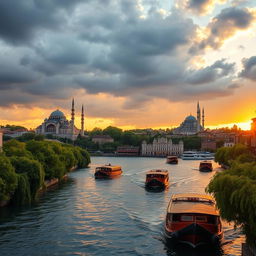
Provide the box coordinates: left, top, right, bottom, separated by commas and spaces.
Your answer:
207, 215, 217, 224
172, 214, 179, 222
195, 216, 207, 222
181, 215, 193, 221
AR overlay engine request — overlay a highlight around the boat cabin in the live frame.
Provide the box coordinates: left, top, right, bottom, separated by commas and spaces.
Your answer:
145, 169, 169, 190
199, 161, 213, 172
166, 156, 178, 164
95, 164, 122, 178
165, 194, 223, 247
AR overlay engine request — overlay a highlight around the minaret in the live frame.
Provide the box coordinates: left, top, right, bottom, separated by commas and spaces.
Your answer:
71, 98, 75, 138
202, 108, 205, 130
197, 101, 201, 131
71, 98, 75, 123
81, 105, 84, 136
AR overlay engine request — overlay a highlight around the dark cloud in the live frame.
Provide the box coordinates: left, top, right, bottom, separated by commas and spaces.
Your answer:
190, 7, 254, 52
186, 59, 235, 84
186, 0, 212, 14
0, 0, 82, 44
240, 56, 256, 81
0, 1, 245, 112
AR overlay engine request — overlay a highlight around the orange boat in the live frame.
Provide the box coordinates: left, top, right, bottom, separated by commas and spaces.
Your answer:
94, 164, 122, 179
164, 194, 223, 248
199, 161, 213, 172
145, 169, 169, 190
166, 156, 178, 164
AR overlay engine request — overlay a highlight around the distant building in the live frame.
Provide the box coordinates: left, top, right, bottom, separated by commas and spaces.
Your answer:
173, 102, 204, 135
141, 137, 183, 156
224, 142, 235, 147
92, 135, 114, 145
116, 146, 140, 156
0, 130, 3, 152
36, 99, 85, 141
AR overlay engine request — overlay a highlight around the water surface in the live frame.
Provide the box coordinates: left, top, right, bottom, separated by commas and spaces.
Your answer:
0, 157, 244, 256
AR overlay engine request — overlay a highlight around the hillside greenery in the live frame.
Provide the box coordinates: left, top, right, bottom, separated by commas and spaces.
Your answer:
0, 139, 90, 206
207, 144, 256, 244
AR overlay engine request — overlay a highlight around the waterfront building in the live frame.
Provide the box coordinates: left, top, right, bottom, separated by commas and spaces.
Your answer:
92, 135, 114, 145
116, 146, 140, 156
36, 99, 85, 141
173, 102, 204, 135
141, 137, 183, 156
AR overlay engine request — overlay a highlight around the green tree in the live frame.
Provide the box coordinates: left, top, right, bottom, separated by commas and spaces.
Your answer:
0, 155, 17, 201
10, 156, 44, 199
103, 126, 122, 141
3, 140, 33, 158
207, 161, 256, 243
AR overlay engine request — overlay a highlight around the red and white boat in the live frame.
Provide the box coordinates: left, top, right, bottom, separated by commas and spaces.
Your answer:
164, 193, 223, 248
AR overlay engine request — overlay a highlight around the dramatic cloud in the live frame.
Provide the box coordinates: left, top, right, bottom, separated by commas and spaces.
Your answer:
240, 56, 256, 81
191, 7, 255, 52
0, 0, 254, 128
183, 0, 228, 15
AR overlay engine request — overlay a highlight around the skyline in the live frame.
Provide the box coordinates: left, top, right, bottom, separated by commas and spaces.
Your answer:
0, 1, 256, 131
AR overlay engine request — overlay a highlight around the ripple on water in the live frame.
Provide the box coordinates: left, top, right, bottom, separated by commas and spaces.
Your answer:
0, 157, 244, 256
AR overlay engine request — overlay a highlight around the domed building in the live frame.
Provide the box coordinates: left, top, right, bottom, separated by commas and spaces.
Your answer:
173, 102, 205, 135
36, 99, 85, 140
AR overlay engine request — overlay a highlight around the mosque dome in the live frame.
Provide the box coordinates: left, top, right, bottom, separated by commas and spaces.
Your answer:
49, 109, 66, 120
185, 115, 197, 122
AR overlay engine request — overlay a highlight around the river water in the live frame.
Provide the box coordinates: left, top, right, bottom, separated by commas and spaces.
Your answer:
0, 157, 244, 256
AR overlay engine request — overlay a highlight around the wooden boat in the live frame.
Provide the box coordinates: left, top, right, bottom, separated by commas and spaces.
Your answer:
199, 161, 213, 172
94, 164, 122, 179
164, 193, 223, 248
145, 169, 169, 190
166, 156, 178, 164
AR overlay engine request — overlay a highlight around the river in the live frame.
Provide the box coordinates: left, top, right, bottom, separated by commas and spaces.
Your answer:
0, 157, 244, 256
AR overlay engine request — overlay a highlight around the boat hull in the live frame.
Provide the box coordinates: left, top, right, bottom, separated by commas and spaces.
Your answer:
199, 167, 213, 172
164, 223, 223, 248
145, 179, 167, 191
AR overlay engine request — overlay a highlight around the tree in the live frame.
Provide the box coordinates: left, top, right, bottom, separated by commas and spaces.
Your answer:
10, 156, 44, 199
3, 140, 33, 158
0, 155, 17, 201
103, 126, 122, 141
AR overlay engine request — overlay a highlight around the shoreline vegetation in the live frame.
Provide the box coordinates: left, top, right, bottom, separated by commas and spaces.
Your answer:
0, 138, 90, 207
206, 144, 256, 247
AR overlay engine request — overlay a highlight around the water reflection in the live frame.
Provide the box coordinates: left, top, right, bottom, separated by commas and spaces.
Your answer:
0, 157, 244, 256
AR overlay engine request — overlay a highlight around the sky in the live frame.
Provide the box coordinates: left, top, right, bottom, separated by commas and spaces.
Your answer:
0, 0, 256, 131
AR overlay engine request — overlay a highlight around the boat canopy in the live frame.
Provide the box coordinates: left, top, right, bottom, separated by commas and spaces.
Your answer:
96, 165, 122, 171
146, 169, 168, 176
167, 194, 219, 216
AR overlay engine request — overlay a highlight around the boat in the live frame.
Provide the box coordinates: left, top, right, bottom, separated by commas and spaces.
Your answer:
145, 169, 169, 190
199, 161, 213, 172
166, 156, 178, 164
164, 193, 223, 248
181, 151, 214, 160
94, 164, 122, 178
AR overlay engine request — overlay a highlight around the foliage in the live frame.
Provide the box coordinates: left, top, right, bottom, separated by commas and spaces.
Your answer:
10, 156, 44, 199
207, 144, 256, 244
11, 173, 31, 206
214, 144, 251, 167
0, 155, 17, 201
0, 138, 90, 206
103, 126, 122, 141
3, 140, 33, 158
207, 161, 256, 243
17, 133, 45, 142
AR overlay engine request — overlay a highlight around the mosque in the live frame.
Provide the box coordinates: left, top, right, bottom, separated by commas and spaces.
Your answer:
36, 99, 85, 141
172, 102, 205, 135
